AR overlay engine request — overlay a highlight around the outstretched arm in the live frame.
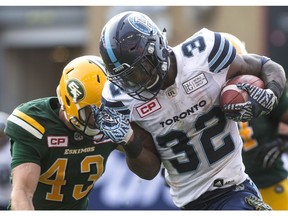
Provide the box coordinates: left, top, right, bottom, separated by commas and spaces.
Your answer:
95, 106, 161, 180
122, 122, 161, 180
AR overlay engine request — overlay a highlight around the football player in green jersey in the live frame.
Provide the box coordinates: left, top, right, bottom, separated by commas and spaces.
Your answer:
4, 55, 160, 210
223, 33, 288, 210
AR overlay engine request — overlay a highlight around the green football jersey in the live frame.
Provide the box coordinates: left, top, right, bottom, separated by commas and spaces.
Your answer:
5, 97, 118, 210
239, 86, 288, 188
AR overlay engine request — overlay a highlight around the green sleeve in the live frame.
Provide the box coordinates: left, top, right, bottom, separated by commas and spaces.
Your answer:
6, 119, 48, 169
10, 140, 42, 169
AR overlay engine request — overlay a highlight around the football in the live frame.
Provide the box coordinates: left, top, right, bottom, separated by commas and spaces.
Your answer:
220, 75, 265, 107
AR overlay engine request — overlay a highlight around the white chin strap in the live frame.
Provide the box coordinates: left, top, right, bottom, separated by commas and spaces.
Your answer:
84, 126, 101, 137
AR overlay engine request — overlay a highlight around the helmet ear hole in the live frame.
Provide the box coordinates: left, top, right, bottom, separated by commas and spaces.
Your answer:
65, 95, 71, 106
97, 74, 100, 83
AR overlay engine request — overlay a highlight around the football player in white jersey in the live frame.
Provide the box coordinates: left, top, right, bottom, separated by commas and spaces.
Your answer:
96, 11, 286, 210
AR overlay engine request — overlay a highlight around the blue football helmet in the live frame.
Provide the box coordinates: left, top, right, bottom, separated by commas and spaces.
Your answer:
99, 11, 170, 101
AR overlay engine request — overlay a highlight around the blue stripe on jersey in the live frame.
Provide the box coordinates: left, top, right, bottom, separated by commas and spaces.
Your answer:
101, 97, 130, 117
208, 32, 236, 73
221, 46, 236, 71
104, 25, 121, 68
213, 42, 235, 72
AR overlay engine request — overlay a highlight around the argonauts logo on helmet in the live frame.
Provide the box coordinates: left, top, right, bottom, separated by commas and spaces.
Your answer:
128, 14, 157, 36
67, 79, 85, 102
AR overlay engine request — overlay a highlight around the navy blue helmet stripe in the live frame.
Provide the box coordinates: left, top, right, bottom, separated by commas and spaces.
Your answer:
104, 24, 121, 68
208, 32, 236, 73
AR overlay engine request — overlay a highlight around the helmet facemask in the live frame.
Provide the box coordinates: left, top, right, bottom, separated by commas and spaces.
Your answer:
100, 11, 170, 101
109, 50, 168, 101
69, 105, 100, 137
56, 55, 107, 138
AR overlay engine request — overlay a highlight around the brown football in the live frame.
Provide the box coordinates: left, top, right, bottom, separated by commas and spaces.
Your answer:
220, 75, 265, 107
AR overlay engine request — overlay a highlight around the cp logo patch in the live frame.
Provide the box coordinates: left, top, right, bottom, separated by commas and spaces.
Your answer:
136, 98, 161, 118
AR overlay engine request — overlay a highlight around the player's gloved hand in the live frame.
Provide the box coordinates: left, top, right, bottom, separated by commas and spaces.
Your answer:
256, 138, 288, 169
223, 102, 254, 122
223, 82, 278, 122
92, 105, 133, 145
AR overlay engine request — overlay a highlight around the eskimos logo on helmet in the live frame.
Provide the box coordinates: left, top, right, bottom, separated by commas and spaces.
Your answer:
67, 79, 85, 102
128, 14, 157, 36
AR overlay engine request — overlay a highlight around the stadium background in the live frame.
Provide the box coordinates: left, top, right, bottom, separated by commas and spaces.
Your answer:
0, 5, 287, 210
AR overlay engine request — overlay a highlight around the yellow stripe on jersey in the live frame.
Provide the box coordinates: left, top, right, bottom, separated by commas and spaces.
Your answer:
8, 109, 45, 139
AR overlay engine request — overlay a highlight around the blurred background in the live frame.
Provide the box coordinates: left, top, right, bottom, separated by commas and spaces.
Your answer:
0, 5, 288, 210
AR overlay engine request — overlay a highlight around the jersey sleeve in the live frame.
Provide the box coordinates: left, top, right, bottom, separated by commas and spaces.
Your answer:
101, 81, 131, 120
193, 28, 236, 73
5, 108, 48, 169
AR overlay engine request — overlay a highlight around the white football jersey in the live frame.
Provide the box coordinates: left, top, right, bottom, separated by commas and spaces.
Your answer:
102, 28, 248, 207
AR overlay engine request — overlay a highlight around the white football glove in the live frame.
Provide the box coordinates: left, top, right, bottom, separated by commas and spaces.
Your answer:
92, 105, 133, 145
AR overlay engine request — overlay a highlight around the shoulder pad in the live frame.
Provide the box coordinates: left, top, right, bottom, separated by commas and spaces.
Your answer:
8, 109, 45, 139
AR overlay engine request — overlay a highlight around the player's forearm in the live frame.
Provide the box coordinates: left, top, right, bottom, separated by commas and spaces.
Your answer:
260, 57, 286, 98
239, 54, 286, 98
10, 188, 34, 210
123, 138, 161, 180
125, 149, 161, 180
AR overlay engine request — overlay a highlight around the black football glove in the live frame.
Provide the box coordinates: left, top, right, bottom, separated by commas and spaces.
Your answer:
256, 138, 288, 169
223, 83, 278, 122
92, 105, 133, 145
223, 102, 254, 122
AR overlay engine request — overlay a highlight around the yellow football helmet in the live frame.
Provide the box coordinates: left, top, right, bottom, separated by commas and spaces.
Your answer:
221, 32, 248, 55
57, 55, 107, 136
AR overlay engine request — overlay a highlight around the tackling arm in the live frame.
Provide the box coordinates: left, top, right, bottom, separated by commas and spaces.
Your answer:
123, 122, 161, 180
10, 162, 40, 210
95, 105, 161, 180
